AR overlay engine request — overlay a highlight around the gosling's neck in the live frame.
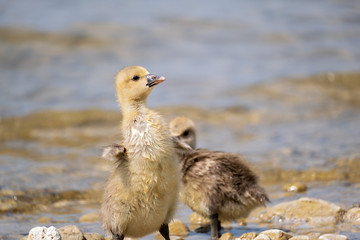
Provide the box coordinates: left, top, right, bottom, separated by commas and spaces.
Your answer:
119, 99, 149, 125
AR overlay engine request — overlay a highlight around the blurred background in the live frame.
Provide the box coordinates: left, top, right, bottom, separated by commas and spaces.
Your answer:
0, 0, 360, 239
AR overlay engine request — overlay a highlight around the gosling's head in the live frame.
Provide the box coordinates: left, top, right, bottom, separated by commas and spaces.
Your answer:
115, 66, 165, 106
169, 117, 197, 149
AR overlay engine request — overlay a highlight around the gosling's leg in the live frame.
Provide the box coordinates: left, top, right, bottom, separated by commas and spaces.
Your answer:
112, 233, 124, 240
159, 223, 170, 240
210, 213, 220, 240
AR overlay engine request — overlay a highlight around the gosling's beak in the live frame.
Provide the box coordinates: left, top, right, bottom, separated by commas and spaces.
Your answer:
146, 74, 165, 87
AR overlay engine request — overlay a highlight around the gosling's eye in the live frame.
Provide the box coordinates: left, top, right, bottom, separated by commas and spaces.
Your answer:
182, 130, 190, 138
132, 75, 140, 81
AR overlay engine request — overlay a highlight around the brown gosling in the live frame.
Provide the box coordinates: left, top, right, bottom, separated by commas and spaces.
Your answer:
169, 117, 269, 240
101, 66, 180, 240
169, 116, 196, 149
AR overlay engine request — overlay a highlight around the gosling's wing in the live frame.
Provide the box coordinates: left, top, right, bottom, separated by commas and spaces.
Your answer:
213, 152, 270, 205
188, 150, 269, 205
102, 143, 127, 162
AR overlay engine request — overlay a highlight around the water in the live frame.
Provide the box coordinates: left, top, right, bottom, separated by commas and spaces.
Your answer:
1, 0, 360, 239
1, 0, 360, 116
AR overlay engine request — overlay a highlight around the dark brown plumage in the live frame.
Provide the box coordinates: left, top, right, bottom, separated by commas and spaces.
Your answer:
170, 117, 269, 240
177, 149, 268, 216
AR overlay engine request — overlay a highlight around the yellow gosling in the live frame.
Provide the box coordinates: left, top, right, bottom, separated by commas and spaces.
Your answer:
101, 66, 180, 240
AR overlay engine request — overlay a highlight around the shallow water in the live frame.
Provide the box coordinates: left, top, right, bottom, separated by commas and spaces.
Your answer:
1, 0, 360, 116
1, 1, 360, 239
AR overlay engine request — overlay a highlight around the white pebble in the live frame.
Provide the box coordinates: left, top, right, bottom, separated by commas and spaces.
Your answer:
28, 226, 61, 240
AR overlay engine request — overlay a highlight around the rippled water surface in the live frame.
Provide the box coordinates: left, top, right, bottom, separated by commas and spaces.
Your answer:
1, 1, 360, 239
1, 0, 360, 115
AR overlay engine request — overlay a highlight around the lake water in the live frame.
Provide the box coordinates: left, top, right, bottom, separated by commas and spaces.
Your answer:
1, 0, 360, 239
1, 0, 360, 115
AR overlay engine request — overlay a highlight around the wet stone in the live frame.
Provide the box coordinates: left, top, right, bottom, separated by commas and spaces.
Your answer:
344, 207, 360, 225
254, 234, 271, 240
188, 212, 210, 225
58, 225, 84, 240
307, 216, 337, 231
283, 182, 307, 193
220, 232, 234, 240
236, 232, 257, 240
259, 229, 292, 240
169, 219, 189, 237
288, 235, 310, 240
257, 198, 344, 230
318, 234, 348, 240
83, 233, 105, 240
28, 226, 61, 240
307, 233, 321, 240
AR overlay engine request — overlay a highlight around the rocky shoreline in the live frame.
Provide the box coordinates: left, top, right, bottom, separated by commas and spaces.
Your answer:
23, 197, 359, 240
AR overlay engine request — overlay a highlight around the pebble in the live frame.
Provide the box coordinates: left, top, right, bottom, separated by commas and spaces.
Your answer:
188, 212, 210, 225
58, 225, 84, 240
257, 197, 344, 229
169, 219, 190, 237
236, 232, 257, 240
344, 207, 360, 225
288, 235, 310, 240
83, 233, 105, 240
283, 182, 307, 193
254, 234, 271, 240
28, 226, 61, 240
318, 234, 348, 240
259, 229, 292, 240
220, 232, 234, 240
307, 216, 337, 230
